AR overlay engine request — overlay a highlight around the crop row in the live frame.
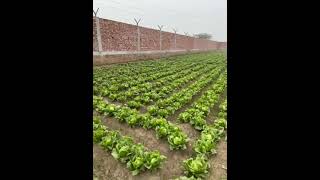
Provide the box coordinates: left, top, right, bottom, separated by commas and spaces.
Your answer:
112, 62, 219, 106
94, 53, 212, 81
123, 63, 211, 103
178, 71, 227, 130
93, 66, 225, 152
107, 62, 197, 91
103, 62, 210, 102
147, 66, 226, 118
94, 53, 220, 95
93, 96, 189, 150
94, 59, 182, 94
94, 61, 192, 96
93, 116, 167, 175
95, 56, 221, 98
126, 61, 225, 107
93, 53, 226, 96
94, 56, 181, 83
176, 99, 227, 179
92, 66, 225, 151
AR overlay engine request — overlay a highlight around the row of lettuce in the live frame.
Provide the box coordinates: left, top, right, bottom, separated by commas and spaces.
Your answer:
94, 96, 189, 150
107, 62, 216, 104
93, 116, 166, 175
147, 67, 225, 118
175, 101, 227, 180
93, 67, 226, 150
93, 97, 227, 178
178, 71, 227, 130
93, 84, 227, 179
94, 53, 226, 105
170, 70, 227, 179
110, 62, 215, 104
93, 97, 226, 178
93, 52, 227, 178
93, 52, 210, 84
175, 99, 227, 180
93, 53, 212, 94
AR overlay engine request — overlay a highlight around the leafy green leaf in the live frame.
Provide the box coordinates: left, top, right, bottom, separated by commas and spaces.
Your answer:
144, 151, 166, 170
183, 155, 209, 179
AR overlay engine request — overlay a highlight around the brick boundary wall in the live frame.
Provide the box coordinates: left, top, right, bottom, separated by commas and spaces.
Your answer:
93, 17, 227, 52
93, 17, 227, 65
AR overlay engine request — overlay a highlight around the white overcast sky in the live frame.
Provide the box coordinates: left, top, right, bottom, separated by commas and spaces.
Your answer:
93, 0, 227, 42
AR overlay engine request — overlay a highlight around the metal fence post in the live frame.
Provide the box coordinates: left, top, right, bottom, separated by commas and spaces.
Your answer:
157, 25, 164, 51
173, 28, 177, 50
134, 18, 141, 52
184, 32, 189, 51
93, 8, 103, 56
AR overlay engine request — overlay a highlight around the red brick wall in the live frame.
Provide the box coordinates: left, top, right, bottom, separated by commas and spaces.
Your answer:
93, 18, 98, 51
219, 42, 227, 49
99, 18, 137, 51
176, 35, 193, 50
93, 17, 226, 52
161, 31, 174, 50
140, 26, 159, 51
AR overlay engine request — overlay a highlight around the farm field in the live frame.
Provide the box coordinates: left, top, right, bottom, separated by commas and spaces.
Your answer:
93, 52, 227, 180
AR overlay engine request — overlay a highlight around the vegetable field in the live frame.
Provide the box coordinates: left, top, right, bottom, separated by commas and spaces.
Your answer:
93, 52, 227, 180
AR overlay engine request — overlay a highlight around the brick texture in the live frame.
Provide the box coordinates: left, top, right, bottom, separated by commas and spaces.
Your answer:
93, 17, 227, 52
93, 18, 98, 51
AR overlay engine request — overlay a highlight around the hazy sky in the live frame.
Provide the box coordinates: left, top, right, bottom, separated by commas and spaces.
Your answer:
93, 0, 227, 42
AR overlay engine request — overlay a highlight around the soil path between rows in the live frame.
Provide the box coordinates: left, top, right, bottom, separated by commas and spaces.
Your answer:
93, 113, 201, 180
208, 138, 227, 180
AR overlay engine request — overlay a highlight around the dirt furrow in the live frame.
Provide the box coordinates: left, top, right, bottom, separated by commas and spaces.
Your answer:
93, 114, 201, 180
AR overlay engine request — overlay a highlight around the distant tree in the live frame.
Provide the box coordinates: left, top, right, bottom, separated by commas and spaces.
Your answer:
193, 33, 212, 40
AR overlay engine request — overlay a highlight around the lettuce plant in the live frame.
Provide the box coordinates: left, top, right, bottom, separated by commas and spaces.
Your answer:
100, 130, 120, 151
127, 156, 145, 175
93, 128, 106, 143
114, 107, 132, 122
111, 137, 134, 163
127, 114, 140, 127
183, 155, 209, 179
155, 123, 170, 139
189, 114, 206, 130
128, 101, 141, 109
144, 151, 166, 170
147, 105, 159, 116
194, 137, 216, 155
127, 144, 146, 175
178, 112, 192, 123
167, 131, 188, 150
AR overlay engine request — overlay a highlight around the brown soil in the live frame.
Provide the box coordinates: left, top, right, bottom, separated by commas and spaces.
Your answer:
93, 114, 201, 180
139, 106, 148, 114
94, 86, 227, 180
93, 66, 227, 180
104, 97, 122, 106
207, 138, 227, 180
93, 131, 227, 180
